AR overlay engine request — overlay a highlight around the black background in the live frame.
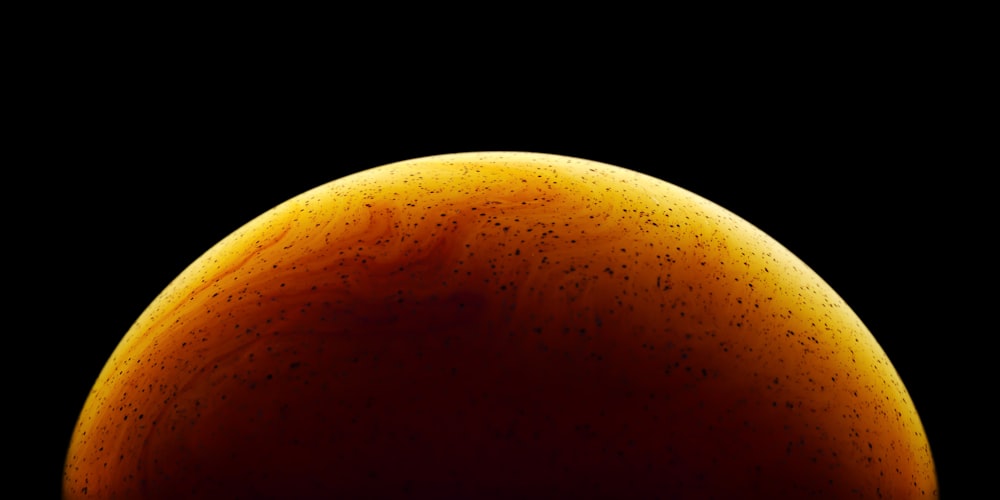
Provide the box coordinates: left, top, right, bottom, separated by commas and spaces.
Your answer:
30, 18, 979, 498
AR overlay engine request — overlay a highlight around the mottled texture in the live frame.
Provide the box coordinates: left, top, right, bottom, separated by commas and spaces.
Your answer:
64, 152, 936, 498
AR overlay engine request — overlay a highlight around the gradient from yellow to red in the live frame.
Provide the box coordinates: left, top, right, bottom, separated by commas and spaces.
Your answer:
63, 152, 936, 498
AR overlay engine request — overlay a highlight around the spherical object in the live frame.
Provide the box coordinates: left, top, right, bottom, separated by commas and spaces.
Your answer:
63, 152, 937, 498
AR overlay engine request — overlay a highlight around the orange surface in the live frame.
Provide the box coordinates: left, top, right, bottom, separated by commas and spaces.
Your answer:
64, 152, 936, 498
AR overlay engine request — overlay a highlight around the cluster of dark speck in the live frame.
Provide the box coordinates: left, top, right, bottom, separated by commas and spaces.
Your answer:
63, 153, 936, 498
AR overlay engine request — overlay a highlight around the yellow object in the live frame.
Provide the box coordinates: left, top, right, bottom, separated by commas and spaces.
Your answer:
64, 152, 937, 498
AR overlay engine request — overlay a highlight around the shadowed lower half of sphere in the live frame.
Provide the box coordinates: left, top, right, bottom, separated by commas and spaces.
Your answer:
63, 152, 936, 498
